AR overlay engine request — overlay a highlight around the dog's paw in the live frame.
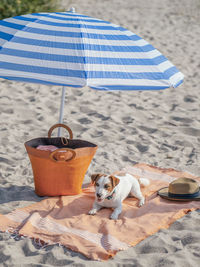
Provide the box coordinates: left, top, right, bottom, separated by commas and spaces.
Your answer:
88, 209, 97, 215
138, 198, 145, 207
110, 213, 118, 220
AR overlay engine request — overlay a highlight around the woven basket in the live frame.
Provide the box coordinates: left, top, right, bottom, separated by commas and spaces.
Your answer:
25, 124, 97, 196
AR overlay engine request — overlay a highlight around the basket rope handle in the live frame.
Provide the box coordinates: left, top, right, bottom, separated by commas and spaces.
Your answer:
48, 124, 73, 145
49, 148, 76, 162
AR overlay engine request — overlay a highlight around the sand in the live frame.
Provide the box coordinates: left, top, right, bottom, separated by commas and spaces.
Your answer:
0, 0, 200, 265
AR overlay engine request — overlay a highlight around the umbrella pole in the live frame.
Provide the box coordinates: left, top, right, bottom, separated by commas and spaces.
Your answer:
58, 86, 66, 137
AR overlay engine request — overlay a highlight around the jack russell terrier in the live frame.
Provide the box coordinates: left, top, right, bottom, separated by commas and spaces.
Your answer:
88, 173, 150, 220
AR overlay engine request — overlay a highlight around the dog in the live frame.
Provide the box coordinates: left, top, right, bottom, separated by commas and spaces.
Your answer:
88, 173, 150, 220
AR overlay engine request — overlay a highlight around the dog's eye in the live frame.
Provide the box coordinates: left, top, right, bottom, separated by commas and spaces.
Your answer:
96, 183, 99, 187
104, 184, 110, 189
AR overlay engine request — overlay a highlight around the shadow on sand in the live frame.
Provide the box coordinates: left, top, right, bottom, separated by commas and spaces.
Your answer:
0, 185, 45, 204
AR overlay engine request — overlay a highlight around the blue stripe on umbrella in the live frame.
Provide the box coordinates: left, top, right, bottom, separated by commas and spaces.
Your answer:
88, 71, 172, 80
30, 13, 110, 23
0, 48, 166, 65
90, 85, 170, 91
0, 60, 174, 80
0, 75, 83, 86
85, 55, 167, 65
1, 75, 183, 90
0, 61, 86, 78
0, 74, 173, 90
1, 21, 141, 40
163, 66, 180, 79
12, 16, 36, 22
0, 31, 13, 41
0, 37, 154, 52
0, 20, 24, 30
12, 16, 135, 32
0, 39, 154, 53
0, 48, 86, 63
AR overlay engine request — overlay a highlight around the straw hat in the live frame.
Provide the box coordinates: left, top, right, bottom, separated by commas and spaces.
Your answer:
158, 177, 200, 201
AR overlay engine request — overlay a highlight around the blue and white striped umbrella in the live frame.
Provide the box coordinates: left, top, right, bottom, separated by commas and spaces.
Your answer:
0, 8, 184, 133
0, 8, 184, 89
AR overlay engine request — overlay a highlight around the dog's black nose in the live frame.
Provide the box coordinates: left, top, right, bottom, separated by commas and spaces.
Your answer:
97, 193, 102, 198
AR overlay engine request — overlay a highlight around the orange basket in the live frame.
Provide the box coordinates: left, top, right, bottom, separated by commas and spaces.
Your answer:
25, 124, 98, 196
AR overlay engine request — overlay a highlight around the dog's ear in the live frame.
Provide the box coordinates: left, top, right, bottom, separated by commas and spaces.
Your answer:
91, 173, 103, 184
109, 175, 120, 188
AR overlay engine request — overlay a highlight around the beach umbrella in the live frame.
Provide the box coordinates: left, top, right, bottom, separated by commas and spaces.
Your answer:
0, 8, 184, 135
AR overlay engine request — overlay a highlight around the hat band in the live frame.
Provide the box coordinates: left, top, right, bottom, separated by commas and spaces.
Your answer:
168, 191, 199, 199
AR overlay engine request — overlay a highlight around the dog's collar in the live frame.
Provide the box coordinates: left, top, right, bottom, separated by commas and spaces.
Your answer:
106, 190, 115, 200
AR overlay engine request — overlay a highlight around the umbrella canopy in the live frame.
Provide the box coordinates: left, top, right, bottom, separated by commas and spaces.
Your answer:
0, 9, 184, 91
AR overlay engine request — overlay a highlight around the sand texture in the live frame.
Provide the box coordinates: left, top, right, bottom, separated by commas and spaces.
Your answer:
0, 0, 200, 266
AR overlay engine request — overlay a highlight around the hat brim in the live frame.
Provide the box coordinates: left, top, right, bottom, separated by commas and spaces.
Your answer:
158, 187, 200, 201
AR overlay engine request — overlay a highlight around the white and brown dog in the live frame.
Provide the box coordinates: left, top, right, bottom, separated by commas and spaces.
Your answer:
88, 173, 149, 220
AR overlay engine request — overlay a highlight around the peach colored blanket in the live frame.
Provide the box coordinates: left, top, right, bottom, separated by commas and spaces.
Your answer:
0, 163, 199, 261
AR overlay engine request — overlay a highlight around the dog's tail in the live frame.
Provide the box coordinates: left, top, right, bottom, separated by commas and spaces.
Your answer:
138, 178, 150, 187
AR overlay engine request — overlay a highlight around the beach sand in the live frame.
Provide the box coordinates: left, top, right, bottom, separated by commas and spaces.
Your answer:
0, 0, 200, 265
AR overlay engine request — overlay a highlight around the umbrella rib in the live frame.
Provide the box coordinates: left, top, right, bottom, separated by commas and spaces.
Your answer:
76, 16, 88, 86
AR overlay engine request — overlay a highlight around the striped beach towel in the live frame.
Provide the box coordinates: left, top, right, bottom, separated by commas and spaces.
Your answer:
0, 163, 199, 261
